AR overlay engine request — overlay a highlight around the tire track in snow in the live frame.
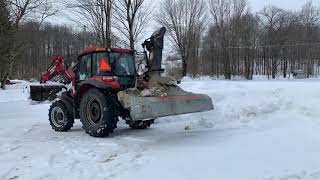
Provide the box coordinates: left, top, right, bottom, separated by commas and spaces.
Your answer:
37, 134, 151, 180
263, 169, 320, 180
0, 167, 15, 180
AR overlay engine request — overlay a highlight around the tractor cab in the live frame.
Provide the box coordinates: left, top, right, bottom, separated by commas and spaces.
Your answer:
77, 47, 137, 89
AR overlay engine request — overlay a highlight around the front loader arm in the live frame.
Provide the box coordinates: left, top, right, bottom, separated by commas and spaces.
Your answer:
39, 55, 76, 96
40, 55, 67, 83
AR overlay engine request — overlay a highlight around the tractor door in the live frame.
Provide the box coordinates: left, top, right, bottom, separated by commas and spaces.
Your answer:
108, 52, 136, 89
78, 54, 92, 81
77, 50, 137, 91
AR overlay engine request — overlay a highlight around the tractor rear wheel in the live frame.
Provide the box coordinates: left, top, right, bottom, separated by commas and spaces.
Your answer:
80, 89, 118, 137
49, 100, 74, 132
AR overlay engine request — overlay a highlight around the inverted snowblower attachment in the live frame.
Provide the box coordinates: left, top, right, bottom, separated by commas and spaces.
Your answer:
118, 86, 213, 120
118, 27, 214, 120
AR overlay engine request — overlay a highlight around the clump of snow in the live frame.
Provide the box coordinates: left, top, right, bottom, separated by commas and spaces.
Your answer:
184, 117, 214, 131
140, 88, 154, 97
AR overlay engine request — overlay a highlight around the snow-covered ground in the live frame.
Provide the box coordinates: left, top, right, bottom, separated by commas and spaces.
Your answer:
1, 79, 320, 180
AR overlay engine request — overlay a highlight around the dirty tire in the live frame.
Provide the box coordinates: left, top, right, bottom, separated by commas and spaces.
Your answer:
49, 101, 74, 132
127, 119, 155, 129
80, 89, 118, 137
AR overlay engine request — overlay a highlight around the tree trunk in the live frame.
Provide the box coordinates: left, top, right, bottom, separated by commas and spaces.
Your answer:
182, 60, 187, 77
283, 60, 287, 78
0, 73, 8, 89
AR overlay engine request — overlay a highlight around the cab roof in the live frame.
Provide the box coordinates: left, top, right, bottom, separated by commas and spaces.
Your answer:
79, 47, 134, 57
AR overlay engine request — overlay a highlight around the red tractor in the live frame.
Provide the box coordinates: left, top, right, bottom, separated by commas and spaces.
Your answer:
30, 27, 213, 137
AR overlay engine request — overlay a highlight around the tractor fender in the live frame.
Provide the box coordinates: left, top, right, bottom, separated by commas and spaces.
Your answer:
78, 79, 115, 98
79, 79, 111, 90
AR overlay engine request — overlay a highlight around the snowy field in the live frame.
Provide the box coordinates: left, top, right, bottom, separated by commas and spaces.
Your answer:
1, 78, 320, 180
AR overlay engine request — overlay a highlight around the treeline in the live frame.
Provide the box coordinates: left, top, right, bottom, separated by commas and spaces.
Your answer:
14, 22, 91, 79
0, 0, 150, 88
160, 0, 320, 79
1, 0, 320, 85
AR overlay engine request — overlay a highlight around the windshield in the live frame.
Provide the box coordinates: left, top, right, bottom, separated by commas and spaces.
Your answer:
92, 52, 136, 76
109, 52, 136, 76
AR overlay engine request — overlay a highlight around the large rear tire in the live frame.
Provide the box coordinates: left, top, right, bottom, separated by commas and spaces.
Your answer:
49, 101, 74, 132
80, 89, 118, 137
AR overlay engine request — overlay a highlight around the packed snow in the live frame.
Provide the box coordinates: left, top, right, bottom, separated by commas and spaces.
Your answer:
1, 78, 320, 180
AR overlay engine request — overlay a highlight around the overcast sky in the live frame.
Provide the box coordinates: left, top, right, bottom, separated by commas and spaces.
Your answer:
49, 0, 318, 25
249, 0, 318, 11
46, 0, 319, 52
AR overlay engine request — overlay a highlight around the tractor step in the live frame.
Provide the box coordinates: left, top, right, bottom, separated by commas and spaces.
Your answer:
118, 86, 214, 121
30, 84, 66, 101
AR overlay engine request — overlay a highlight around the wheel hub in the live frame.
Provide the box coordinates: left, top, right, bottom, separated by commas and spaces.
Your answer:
86, 99, 102, 125
90, 102, 101, 123
51, 107, 65, 127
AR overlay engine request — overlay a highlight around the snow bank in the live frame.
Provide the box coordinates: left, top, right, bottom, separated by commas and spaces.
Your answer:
182, 74, 320, 82
1, 79, 320, 180
0, 81, 29, 102
182, 75, 217, 81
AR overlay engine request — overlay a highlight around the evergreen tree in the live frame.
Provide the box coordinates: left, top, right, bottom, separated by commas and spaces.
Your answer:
0, 0, 13, 89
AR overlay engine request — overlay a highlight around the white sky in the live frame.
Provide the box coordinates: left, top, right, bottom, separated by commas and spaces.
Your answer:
45, 0, 319, 53
48, 0, 318, 26
249, 0, 318, 12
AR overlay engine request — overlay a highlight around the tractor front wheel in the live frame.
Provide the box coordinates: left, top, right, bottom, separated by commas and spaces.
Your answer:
49, 101, 74, 132
80, 89, 118, 137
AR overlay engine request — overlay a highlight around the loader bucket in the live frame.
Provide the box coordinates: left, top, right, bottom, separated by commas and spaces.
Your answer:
30, 85, 65, 101
118, 86, 214, 121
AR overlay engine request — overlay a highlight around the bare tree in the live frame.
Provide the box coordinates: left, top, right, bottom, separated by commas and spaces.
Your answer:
8, 0, 56, 27
299, 2, 320, 76
36, 0, 58, 29
258, 6, 290, 78
158, 0, 206, 77
113, 0, 152, 50
208, 0, 249, 79
199, 0, 320, 80
0, 0, 56, 89
11, 21, 90, 79
67, 0, 114, 47
300, 1, 320, 28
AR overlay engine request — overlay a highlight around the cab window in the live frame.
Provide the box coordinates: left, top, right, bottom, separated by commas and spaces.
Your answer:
79, 54, 92, 81
109, 52, 136, 76
92, 52, 110, 76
